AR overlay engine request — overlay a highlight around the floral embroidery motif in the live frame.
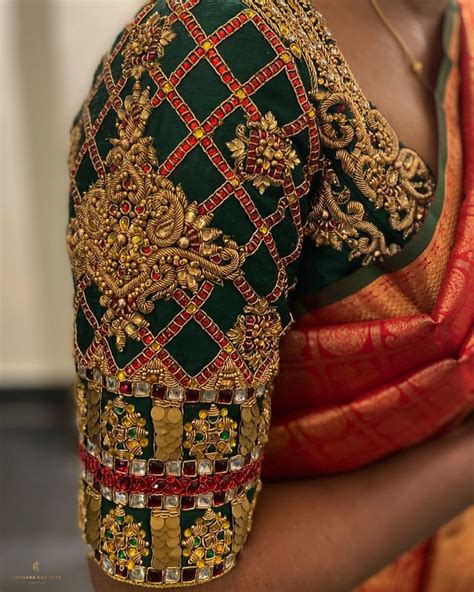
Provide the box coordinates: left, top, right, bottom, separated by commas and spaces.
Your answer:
101, 506, 150, 570
182, 509, 232, 568
305, 166, 400, 265
227, 111, 300, 194
101, 395, 149, 460
184, 405, 238, 459
123, 12, 176, 78
228, 298, 282, 372
67, 81, 244, 351
244, 0, 436, 263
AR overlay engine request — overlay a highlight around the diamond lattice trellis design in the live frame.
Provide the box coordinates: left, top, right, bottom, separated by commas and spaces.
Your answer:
68, 0, 320, 389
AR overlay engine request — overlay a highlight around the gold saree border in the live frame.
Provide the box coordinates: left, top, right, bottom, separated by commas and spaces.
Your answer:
294, 0, 466, 322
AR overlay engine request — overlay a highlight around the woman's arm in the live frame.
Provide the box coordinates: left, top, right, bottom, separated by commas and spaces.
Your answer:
89, 421, 473, 591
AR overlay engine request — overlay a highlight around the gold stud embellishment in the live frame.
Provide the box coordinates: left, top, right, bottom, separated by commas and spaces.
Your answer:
184, 405, 238, 459
123, 13, 176, 78
101, 395, 149, 460
226, 111, 300, 194
182, 509, 232, 568
100, 507, 150, 570
228, 298, 282, 373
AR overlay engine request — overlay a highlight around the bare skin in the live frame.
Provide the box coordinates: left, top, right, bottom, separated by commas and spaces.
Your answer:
318, 0, 446, 176
88, 1, 473, 591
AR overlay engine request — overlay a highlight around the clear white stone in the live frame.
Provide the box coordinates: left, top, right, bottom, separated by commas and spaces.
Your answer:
129, 493, 146, 508
230, 455, 244, 471
163, 495, 180, 509
244, 479, 254, 491
114, 491, 128, 505
166, 461, 182, 476
197, 566, 211, 581
134, 382, 150, 397
197, 459, 212, 475
86, 439, 98, 455
201, 390, 217, 403
234, 389, 247, 404
103, 451, 114, 468
255, 384, 266, 397
164, 567, 180, 583
224, 553, 236, 570
93, 368, 102, 383
225, 487, 237, 502
196, 493, 213, 508
251, 446, 260, 461
102, 556, 114, 574
131, 459, 147, 476
101, 486, 113, 501
130, 566, 145, 582
78, 365, 87, 379
167, 386, 184, 402
85, 471, 94, 485
106, 376, 118, 393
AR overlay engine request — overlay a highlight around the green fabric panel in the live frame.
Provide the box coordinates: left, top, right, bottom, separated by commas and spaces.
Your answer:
217, 21, 277, 83
75, 151, 98, 196
89, 81, 108, 123
252, 69, 304, 126
95, 109, 120, 161
201, 284, 247, 334
241, 242, 279, 296
106, 333, 147, 369
210, 195, 258, 244
191, 0, 242, 34
76, 306, 95, 354
168, 145, 226, 204
166, 319, 221, 375
147, 100, 191, 162
146, 298, 184, 336
271, 206, 300, 261
178, 60, 231, 122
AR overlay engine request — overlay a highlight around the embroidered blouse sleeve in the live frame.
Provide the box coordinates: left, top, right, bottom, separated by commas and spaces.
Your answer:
66, 0, 319, 586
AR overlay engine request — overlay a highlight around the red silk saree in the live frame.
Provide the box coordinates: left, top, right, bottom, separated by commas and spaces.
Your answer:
264, 1, 474, 589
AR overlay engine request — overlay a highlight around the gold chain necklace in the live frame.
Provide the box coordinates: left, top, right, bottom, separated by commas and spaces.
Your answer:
369, 0, 434, 94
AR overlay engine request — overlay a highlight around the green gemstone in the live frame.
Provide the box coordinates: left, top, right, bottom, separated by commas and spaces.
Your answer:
105, 529, 114, 540
220, 431, 230, 440
217, 531, 224, 541
116, 515, 125, 524
129, 537, 137, 547
195, 433, 204, 442
128, 428, 137, 438
114, 406, 124, 415
205, 549, 215, 559
118, 550, 127, 560
193, 537, 200, 548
